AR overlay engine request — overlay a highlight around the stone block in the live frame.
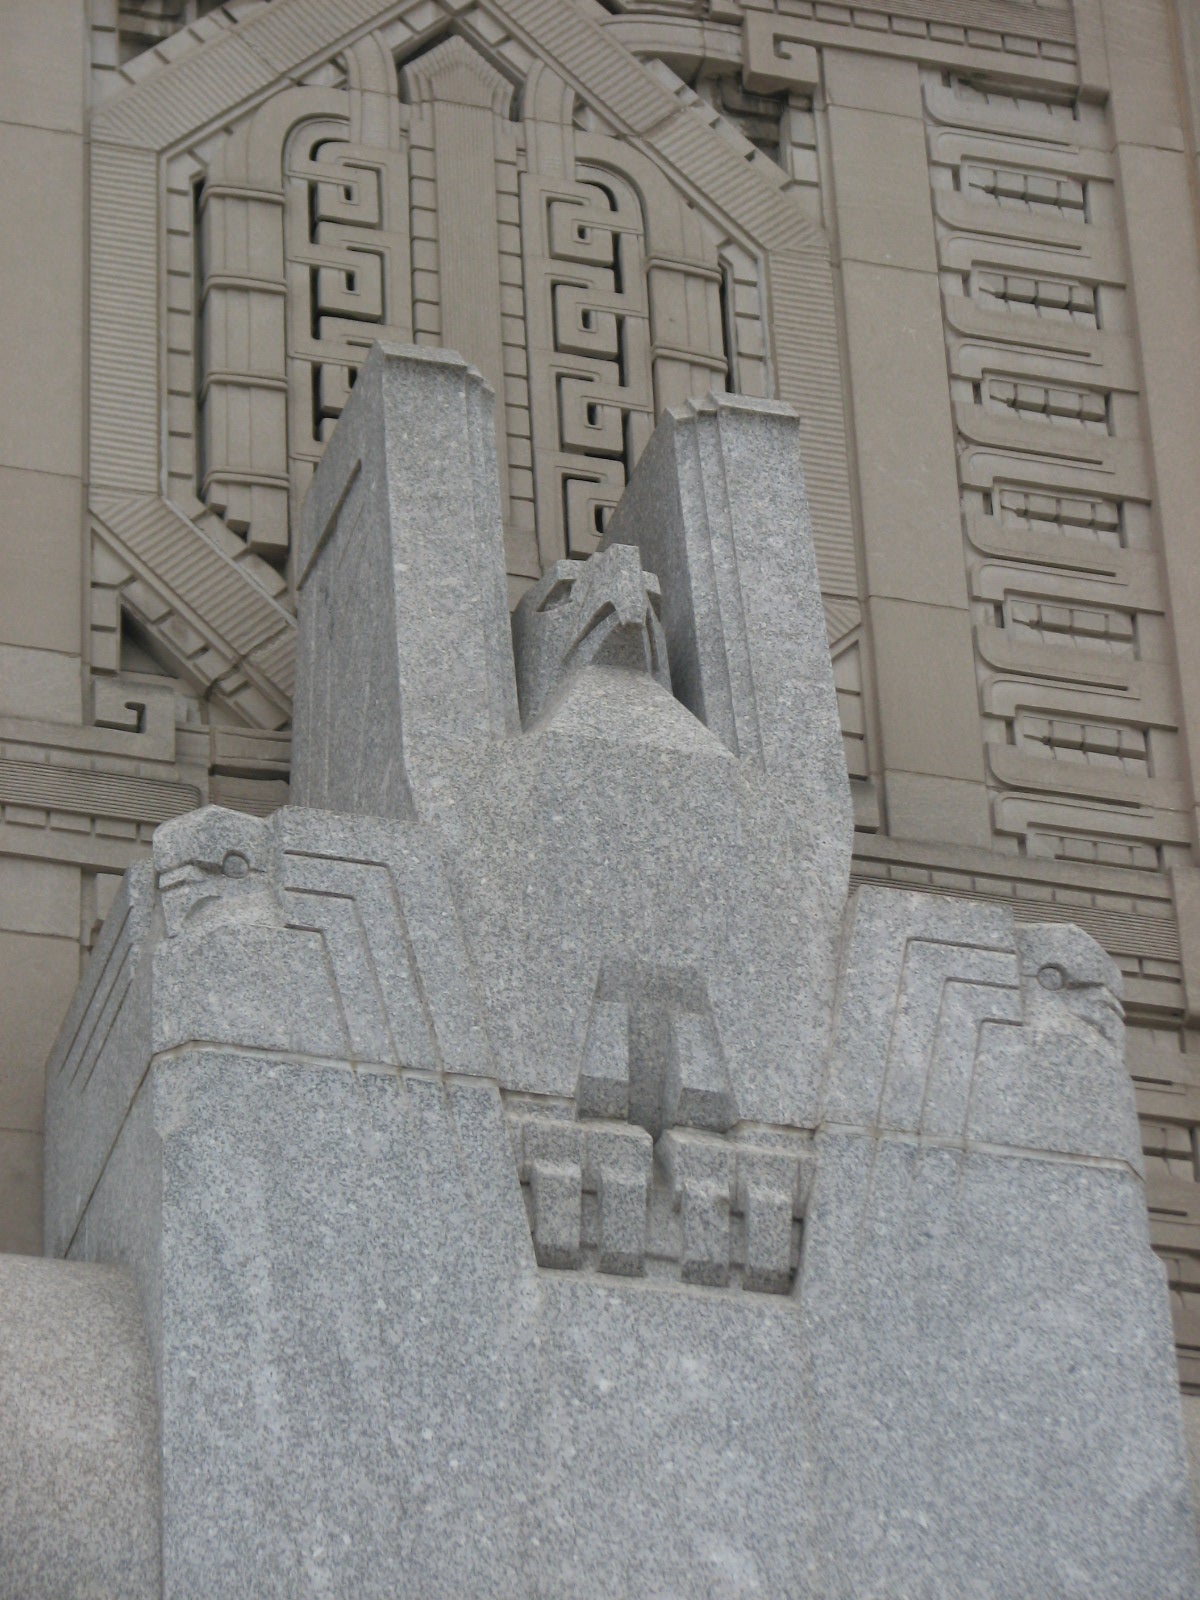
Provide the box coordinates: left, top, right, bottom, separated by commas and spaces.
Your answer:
883, 770, 994, 849
827, 104, 938, 274
801, 1130, 1200, 1598
1181, 1392, 1200, 1523
0, 1255, 158, 1600
825, 887, 1145, 1169
0, 642, 82, 722
148, 738, 837, 1125
1115, 141, 1200, 832
577, 995, 632, 1121
584, 1122, 652, 1276
1102, 0, 1186, 152
0, 124, 84, 480
295, 359, 845, 1129
0, 859, 79, 938
36, 342, 1200, 1598
742, 26, 818, 95
0, 931, 79, 1131
511, 545, 668, 727
525, 1118, 585, 1268
43, 865, 155, 1262
0, 466, 83, 653
659, 1129, 735, 1287
431, 692, 840, 1122
822, 47, 921, 118
665, 1005, 736, 1135
824, 886, 1022, 1133
737, 1144, 812, 1295
971, 922, 1143, 1170
68, 1047, 827, 1599
1173, 864, 1200, 1025
0, 1128, 42, 1255
0, 0, 86, 136
148, 804, 495, 1073
575, 958, 737, 1139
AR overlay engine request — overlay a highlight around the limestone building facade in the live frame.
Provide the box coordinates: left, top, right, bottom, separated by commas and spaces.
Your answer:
4, 0, 1200, 1403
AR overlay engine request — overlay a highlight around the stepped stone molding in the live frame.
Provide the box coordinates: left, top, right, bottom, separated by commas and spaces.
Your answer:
742, 0, 1082, 95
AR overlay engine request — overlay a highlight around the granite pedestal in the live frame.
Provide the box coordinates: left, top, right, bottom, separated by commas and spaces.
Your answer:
24, 344, 1200, 1597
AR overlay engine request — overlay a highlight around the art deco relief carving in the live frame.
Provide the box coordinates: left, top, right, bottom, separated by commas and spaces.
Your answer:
188, 27, 766, 581
925, 72, 1187, 885
91, 0, 859, 721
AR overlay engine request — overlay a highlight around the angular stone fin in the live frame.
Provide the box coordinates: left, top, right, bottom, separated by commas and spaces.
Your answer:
604, 391, 852, 883
292, 342, 519, 819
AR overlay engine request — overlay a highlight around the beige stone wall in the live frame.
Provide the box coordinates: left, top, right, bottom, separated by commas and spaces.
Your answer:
5, 0, 1200, 1389
0, 0, 89, 1253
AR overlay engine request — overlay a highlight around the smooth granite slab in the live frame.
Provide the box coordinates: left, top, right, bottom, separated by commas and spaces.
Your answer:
0, 1255, 159, 1600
